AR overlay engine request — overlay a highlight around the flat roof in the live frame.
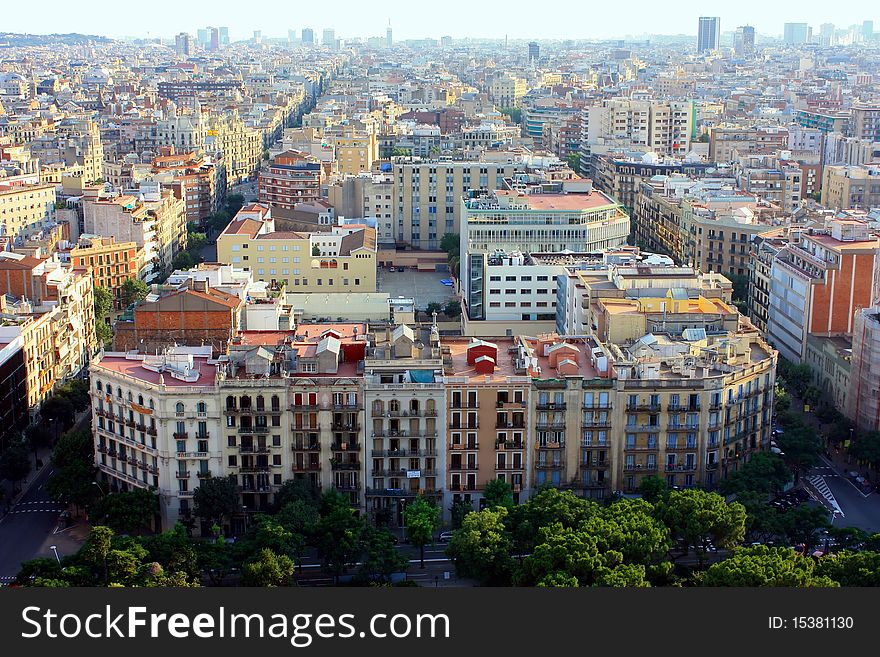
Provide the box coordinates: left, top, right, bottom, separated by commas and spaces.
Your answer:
444, 337, 521, 380
93, 355, 216, 387
494, 189, 617, 211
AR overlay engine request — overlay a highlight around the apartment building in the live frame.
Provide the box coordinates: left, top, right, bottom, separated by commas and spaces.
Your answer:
206, 113, 263, 187
851, 104, 880, 143
767, 219, 880, 363
461, 179, 630, 329
587, 99, 693, 158
69, 235, 140, 311
364, 324, 446, 527
733, 154, 802, 213
0, 257, 97, 414
259, 150, 323, 209
151, 149, 224, 226
708, 126, 789, 163
821, 164, 880, 210
748, 227, 801, 335
217, 207, 377, 292
392, 161, 519, 249
90, 348, 224, 532
0, 182, 56, 243
83, 187, 187, 282
489, 73, 527, 108
113, 279, 243, 354
443, 338, 531, 509
848, 307, 880, 433
332, 128, 378, 176
327, 172, 394, 245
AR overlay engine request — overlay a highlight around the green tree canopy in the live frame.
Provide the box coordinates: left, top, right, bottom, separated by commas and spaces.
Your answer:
443, 299, 461, 317
0, 436, 31, 492
314, 498, 364, 584
94, 286, 112, 318
193, 475, 240, 525
656, 489, 746, 567
815, 550, 880, 586
40, 395, 75, 429
701, 546, 838, 587
483, 478, 515, 510
90, 488, 159, 534
241, 548, 295, 587
358, 525, 407, 584
120, 277, 149, 307
447, 506, 515, 585
404, 496, 441, 568
45, 430, 98, 509
776, 426, 821, 482
639, 474, 669, 503
171, 250, 194, 271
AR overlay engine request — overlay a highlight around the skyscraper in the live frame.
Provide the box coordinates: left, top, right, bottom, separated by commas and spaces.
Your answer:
209, 27, 220, 51
288, 29, 296, 44
783, 23, 811, 45
196, 28, 208, 47
697, 17, 720, 53
863, 20, 874, 41
219, 26, 229, 45
528, 42, 540, 63
819, 23, 835, 46
253, 30, 262, 45
734, 25, 755, 57
323, 28, 336, 47
174, 32, 193, 57
301, 28, 314, 45
386, 21, 393, 48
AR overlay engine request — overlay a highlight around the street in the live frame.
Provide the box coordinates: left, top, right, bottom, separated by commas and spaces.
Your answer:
806, 457, 880, 533
0, 464, 71, 582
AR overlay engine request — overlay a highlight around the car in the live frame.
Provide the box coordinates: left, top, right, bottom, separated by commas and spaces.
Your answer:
438, 531, 454, 543
388, 266, 396, 272
439, 279, 454, 286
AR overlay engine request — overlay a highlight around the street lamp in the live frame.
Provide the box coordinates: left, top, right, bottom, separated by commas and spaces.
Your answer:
242, 506, 248, 534
50, 545, 60, 565
92, 481, 106, 496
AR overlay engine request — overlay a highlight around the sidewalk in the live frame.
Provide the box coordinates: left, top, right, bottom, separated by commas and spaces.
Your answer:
1, 444, 55, 516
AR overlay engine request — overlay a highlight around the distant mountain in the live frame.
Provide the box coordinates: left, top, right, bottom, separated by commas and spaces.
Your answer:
0, 33, 114, 47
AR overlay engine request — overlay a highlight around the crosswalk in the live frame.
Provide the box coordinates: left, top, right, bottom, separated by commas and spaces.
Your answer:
807, 475, 845, 517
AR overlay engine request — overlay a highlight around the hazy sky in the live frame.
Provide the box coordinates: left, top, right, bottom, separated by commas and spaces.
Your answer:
4, 0, 877, 41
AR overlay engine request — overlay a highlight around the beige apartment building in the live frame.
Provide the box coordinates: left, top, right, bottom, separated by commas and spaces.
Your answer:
821, 164, 880, 210
0, 182, 56, 242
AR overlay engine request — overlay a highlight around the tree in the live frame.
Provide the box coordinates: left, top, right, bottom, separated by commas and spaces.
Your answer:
639, 475, 669, 503
565, 153, 581, 172
404, 497, 441, 568
449, 499, 473, 529
45, 430, 98, 510
447, 507, 515, 585
314, 499, 364, 584
208, 209, 231, 234
780, 504, 830, 551
701, 545, 838, 587
720, 452, 792, 496
171, 250, 194, 271
508, 488, 595, 554
94, 286, 112, 320
440, 233, 459, 256
851, 431, 880, 470
96, 321, 112, 348
0, 436, 31, 493
90, 488, 159, 534
186, 231, 207, 254
776, 426, 821, 482
358, 525, 407, 584
226, 194, 245, 216
241, 548, 295, 587
40, 395, 75, 429
500, 107, 522, 124
657, 489, 746, 567
312, 244, 321, 256
727, 273, 750, 304
56, 379, 90, 412
273, 478, 321, 511
25, 425, 53, 467
815, 551, 880, 586
426, 302, 443, 316
196, 537, 235, 586
443, 299, 461, 317
193, 475, 240, 526
80, 525, 114, 584
120, 277, 149, 308
483, 478, 515, 510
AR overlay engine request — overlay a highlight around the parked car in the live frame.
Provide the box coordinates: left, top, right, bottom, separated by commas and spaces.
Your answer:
438, 531, 454, 543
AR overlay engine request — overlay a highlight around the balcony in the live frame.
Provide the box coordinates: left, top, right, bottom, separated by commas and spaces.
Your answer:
450, 401, 480, 409
194, 432, 210, 440
537, 441, 565, 449
582, 419, 611, 428
371, 449, 437, 457
330, 460, 361, 471
239, 425, 270, 434
448, 464, 479, 471
666, 443, 698, 451
623, 464, 658, 472
535, 462, 563, 469
331, 442, 361, 451
580, 461, 609, 470
387, 409, 439, 418
197, 471, 213, 479
623, 444, 659, 451
292, 463, 321, 472
332, 423, 361, 433
448, 484, 482, 492
182, 451, 210, 458
175, 470, 190, 479
536, 402, 567, 411
449, 422, 480, 430
493, 463, 524, 471
125, 418, 136, 428
332, 402, 362, 411
449, 442, 479, 450
146, 426, 157, 436
365, 488, 443, 498
495, 421, 526, 430
496, 440, 525, 450
535, 422, 566, 430
665, 464, 698, 472
333, 483, 361, 492
582, 403, 613, 410
626, 403, 661, 412
371, 429, 438, 438
173, 432, 188, 440
238, 465, 271, 473
293, 441, 321, 451
666, 424, 695, 432
496, 401, 527, 409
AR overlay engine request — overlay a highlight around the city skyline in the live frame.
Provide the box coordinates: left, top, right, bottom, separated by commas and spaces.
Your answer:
1, 0, 876, 42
